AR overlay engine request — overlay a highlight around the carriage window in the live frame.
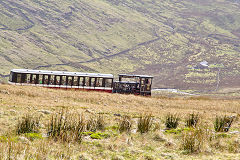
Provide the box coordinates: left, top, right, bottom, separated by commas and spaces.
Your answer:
61, 76, 66, 85
31, 74, 39, 84
17, 74, 21, 83
66, 76, 73, 86
42, 75, 45, 84
88, 77, 92, 86
77, 77, 81, 86
90, 78, 95, 87
55, 76, 61, 85
146, 78, 152, 85
32, 75, 37, 84
85, 77, 90, 86
81, 77, 86, 86
145, 78, 151, 91
96, 78, 103, 87
73, 76, 79, 86
70, 76, 74, 86
10, 72, 18, 82
39, 75, 43, 84
44, 75, 50, 84
30, 74, 33, 83
36, 74, 39, 84
26, 74, 31, 83
105, 78, 112, 88
21, 74, 27, 83
49, 75, 54, 85
140, 78, 145, 91
102, 78, 105, 87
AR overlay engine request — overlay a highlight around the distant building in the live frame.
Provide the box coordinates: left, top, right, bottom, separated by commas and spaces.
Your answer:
193, 61, 209, 69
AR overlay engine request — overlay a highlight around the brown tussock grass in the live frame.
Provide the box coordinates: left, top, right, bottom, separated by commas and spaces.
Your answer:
0, 84, 240, 132
0, 84, 240, 159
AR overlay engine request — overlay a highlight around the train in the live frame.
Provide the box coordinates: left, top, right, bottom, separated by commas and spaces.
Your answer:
8, 69, 153, 96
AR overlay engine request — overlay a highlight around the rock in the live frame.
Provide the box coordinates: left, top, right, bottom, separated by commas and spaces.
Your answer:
83, 136, 91, 141
164, 140, 176, 148
112, 155, 125, 160
114, 113, 121, 117
78, 153, 92, 160
42, 133, 49, 138
126, 138, 133, 146
131, 129, 137, 134
153, 133, 167, 142
19, 136, 30, 143
38, 110, 52, 115
85, 109, 94, 114
230, 131, 240, 134
9, 109, 16, 114
39, 123, 45, 128
0, 90, 10, 95
160, 153, 175, 159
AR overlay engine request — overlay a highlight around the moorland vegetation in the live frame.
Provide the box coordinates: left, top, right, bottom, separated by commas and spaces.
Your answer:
0, 84, 240, 159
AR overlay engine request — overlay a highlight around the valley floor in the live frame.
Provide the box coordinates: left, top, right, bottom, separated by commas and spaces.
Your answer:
0, 84, 240, 159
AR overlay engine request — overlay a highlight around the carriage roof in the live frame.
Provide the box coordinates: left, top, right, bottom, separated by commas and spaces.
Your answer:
11, 69, 114, 78
118, 74, 153, 78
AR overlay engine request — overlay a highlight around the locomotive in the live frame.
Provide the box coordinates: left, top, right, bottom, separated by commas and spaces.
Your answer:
8, 69, 153, 96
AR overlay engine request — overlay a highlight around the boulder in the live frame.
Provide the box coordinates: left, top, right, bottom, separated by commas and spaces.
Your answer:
38, 110, 52, 115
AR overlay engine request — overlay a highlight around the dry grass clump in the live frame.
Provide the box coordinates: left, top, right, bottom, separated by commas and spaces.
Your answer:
165, 113, 180, 129
181, 126, 209, 153
118, 115, 132, 133
185, 113, 199, 128
47, 110, 85, 143
0, 85, 240, 159
137, 114, 153, 134
96, 114, 106, 131
85, 114, 106, 132
214, 115, 234, 132
86, 117, 97, 132
16, 114, 40, 134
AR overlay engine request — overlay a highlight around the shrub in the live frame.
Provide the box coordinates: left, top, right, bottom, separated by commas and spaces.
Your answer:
86, 118, 97, 132
118, 115, 132, 133
214, 115, 234, 132
186, 113, 199, 128
165, 113, 180, 129
137, 114, 153, 134
96, 114, 105, 130
152, 120, 161, 132
47, 110, 85, 143
181, 127, 206, 153
16, 114, 40, 134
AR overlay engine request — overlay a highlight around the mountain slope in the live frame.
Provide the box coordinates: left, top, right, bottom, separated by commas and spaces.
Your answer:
0, 0, 240, 90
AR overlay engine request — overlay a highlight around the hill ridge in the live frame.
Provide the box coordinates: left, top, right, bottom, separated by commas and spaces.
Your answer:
0, 0, 239, 90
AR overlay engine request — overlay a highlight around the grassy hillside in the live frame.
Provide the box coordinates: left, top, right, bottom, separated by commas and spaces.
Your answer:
0, 84, 240, 159
0, 0, 240, 90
